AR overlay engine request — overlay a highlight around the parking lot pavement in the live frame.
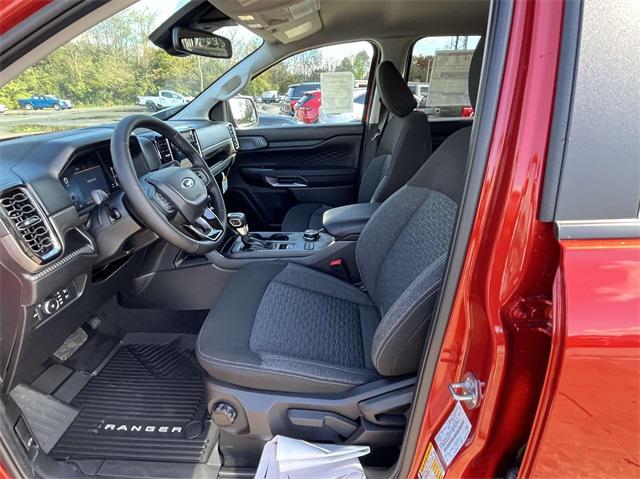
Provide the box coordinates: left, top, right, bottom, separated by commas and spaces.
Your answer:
256, 103, 282, 114
0, 106, 147, 138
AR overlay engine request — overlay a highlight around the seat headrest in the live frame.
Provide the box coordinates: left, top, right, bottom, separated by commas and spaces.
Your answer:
468, 37, 485, 109
376, 61, 417, 117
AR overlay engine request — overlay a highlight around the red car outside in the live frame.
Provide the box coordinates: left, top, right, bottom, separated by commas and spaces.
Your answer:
293, 90, 321, 124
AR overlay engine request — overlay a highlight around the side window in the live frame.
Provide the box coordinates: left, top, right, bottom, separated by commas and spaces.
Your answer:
231, 41, 374, 128
409, 36, 481, 118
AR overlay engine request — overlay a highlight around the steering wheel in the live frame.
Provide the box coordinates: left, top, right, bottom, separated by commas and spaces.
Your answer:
111, 115, 227, 255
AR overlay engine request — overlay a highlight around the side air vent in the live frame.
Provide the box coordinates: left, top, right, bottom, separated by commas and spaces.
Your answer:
0, 188, 61, 264
227, 123, 240, 151
154, 136, 174, 164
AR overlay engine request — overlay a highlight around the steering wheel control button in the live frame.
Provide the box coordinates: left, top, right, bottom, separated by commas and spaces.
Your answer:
303, 228, 320, 241
155, 192, 170, 205
212, 402, 237, 427
194, 170, 208, 184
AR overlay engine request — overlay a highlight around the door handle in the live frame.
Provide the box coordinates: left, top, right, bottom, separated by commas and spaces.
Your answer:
264, 176, 308, 188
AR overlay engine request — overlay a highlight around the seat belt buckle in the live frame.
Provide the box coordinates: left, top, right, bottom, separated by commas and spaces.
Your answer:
371, 131, 381, 143
329, 258, 350, 281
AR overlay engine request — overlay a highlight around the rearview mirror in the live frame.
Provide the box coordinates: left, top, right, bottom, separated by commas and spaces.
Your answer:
172, 27, 232, 59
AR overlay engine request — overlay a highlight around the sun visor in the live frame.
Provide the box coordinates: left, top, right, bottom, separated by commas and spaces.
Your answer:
211, 0, 322, 44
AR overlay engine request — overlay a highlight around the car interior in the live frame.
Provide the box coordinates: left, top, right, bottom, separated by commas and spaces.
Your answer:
0, 0, 491, 477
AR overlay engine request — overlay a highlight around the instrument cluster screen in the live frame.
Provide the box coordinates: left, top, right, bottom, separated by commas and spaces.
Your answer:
61, 150, 113, 212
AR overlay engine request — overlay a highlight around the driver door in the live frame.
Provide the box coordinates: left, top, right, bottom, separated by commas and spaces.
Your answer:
225, 42, 377, 230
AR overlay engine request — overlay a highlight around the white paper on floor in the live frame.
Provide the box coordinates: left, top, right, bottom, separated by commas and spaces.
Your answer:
255, 435, 370, 479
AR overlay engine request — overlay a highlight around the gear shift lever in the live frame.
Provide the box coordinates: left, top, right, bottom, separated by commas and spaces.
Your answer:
227, 212, 269, 250
228, 212, 249, 236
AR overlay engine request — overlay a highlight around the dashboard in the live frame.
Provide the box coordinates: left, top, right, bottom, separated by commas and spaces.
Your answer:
0, 119, 238, 389
55, 125, 234, 215
0, 120, 237, 268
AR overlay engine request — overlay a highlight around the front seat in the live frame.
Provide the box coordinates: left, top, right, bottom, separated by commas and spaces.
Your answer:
280, 61, 432, 232
197, 39, 483, 441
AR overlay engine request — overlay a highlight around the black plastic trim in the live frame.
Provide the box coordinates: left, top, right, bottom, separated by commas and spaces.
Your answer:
538, 0, 583, 221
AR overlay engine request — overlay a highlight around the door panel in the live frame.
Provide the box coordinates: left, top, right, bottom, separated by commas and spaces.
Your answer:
429, 118, 474, 150
227, 124, 364, 229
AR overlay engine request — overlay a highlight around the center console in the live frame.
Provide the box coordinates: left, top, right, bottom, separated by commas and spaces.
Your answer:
224, 212, 333, 259
222, 203, 380, 262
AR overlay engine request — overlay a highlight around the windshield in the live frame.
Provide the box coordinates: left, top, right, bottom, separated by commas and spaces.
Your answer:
0, 0, 261, 139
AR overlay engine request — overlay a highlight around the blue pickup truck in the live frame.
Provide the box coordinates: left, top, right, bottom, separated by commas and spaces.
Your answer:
17, 95, 73, 110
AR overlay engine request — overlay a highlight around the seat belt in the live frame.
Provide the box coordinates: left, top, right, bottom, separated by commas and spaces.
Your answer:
371, 103, 388, 147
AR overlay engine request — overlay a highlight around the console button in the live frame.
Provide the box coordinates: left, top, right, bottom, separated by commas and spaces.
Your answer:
42, 298, 59, 315
303, 228, 320, 241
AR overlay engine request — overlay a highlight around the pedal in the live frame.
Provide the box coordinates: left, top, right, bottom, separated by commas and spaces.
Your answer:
53, 327, 88, 362
87, 315, 101, 330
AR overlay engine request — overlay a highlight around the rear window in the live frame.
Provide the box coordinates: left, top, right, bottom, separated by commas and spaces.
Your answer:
409, 35, 481, 117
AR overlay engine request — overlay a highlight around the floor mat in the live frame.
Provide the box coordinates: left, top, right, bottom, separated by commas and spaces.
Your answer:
52, 340, 214, 463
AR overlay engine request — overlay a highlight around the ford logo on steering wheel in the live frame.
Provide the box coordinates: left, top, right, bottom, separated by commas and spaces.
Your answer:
181, 177, 195, 189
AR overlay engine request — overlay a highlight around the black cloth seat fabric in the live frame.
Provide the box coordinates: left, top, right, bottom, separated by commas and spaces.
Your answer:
197, 262, 381, 394
197, 40, 484, 394
281, 61, 432, 232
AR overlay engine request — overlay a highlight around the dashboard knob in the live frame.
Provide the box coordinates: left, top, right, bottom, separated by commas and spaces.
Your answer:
42, 298, 60, 315
303, 228, 320, 241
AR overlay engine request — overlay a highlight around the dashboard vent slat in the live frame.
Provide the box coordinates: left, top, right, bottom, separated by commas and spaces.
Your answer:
186, 129, 202, 155
227, 124, 240, 151
0, 188, 61, 263
154, 136, 174, 164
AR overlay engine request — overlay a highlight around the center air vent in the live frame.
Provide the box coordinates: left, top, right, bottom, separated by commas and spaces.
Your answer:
183, 129, 202, 156
227, 123, 240, 151
154, 136, 174, 164
0, 188, 61, 264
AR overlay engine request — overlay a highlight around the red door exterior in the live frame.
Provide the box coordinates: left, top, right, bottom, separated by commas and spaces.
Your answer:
409, 0, 564, 476
410, 0, 640, 476
521, 239, 640, 478
0, 0, 51, 35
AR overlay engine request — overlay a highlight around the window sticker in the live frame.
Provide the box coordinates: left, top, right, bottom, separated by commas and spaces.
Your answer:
419, 442, 445, 479
320, 72, 354, 113
427, 49, 475, 107
434, 402, 472, 466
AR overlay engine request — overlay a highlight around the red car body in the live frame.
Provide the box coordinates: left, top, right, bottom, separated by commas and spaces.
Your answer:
460, 106, 474, 117
408, 1, 640, 478
294, 90, 321, 124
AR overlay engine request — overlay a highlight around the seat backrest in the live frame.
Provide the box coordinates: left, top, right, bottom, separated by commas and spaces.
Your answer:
357, 62, 432, 204
356, 39, 485, 376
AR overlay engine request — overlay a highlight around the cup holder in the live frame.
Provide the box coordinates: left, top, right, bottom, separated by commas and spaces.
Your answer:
251, 233, 289, 241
